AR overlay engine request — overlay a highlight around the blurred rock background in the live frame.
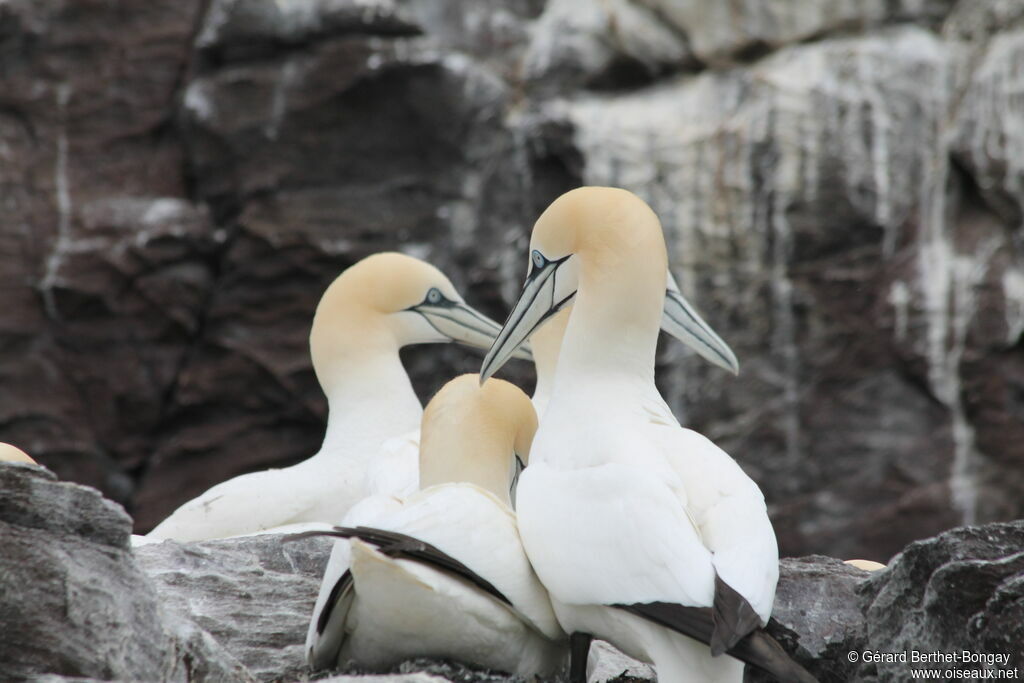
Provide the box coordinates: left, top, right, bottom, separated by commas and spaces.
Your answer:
0, 0, 1021, 560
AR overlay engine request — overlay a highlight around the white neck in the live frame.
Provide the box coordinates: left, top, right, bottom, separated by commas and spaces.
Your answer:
529, 306, 571, 418
554, 256, 664, 399
316, 350, 423, 460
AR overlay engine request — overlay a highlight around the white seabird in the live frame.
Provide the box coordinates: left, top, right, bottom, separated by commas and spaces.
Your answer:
145, 253, 527, 542
480, 187, 816, 683
0, 443, 36, 464
303, 374, 566, 677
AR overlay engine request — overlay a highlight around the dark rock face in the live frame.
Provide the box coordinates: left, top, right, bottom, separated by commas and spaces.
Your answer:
858, 521, 1024, 682
0, 0, 1022, 564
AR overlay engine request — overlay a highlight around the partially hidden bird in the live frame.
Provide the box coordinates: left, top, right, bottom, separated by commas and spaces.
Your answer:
303, 374, 566, 678
145, 253, 527, 542
0, 443, 36, 464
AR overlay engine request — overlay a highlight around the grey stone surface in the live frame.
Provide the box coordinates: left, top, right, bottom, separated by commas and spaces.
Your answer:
7, 463, 1024, 682
0, 463, 251, 682
136, 534, 335, 681
858, 521, 1024, 682
587, 640, 654, 682
1, 0, 1023, 569
749, 556, 868, 682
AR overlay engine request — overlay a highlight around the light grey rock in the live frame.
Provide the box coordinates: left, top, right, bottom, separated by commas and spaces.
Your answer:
196, 0, 420, 50
135, 533, 334, 682
748, 556, 868, 682
587, 640, 653, 682
524, 0, 696, 90
638, 0, 956, 63
952, 28, 1024, 222
0, 463, 250, 682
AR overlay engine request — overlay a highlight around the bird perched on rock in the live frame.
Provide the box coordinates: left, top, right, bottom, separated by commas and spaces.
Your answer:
145, 253, 525, 542
304, 374, 566, 677
480, 187, 816, 683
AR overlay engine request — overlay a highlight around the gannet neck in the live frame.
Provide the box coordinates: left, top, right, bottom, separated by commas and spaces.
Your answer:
529, 306, 570, 415
319, 348, 423, 458
555, 193, 667, 386
419, 375, 537, 505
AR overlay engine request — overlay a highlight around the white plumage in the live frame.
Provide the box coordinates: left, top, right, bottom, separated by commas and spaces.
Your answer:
305, 375, 566, 678
144, 253, 519, 542
480, 187, 811, 683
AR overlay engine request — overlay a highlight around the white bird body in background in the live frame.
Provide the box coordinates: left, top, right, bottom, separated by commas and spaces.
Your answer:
0, 443, 36, 464
480, 187, 816, 683
305, 375, 566, 678
144, 253, 525, 543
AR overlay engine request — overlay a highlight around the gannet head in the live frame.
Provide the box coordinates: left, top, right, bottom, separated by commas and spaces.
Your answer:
419, 374, 537, 506
312, 253, 531, 388
484, 187, 732, 382
0, 442, 36, 464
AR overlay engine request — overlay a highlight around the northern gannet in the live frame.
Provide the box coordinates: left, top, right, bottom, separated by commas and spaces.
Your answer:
303, 374, 566, 677
480, 188, 816, 683
146, 253, 525, 542
0, 443, 36, 464
529, 270, 738, 417
844, 559, 886, 571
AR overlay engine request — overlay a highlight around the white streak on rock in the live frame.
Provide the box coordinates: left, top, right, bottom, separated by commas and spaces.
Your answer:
265, 57, 299, 141
184, 80, 215, 123
1002, 266, 1024, 345
889, 280, 910, 342
41, 84, 73, 321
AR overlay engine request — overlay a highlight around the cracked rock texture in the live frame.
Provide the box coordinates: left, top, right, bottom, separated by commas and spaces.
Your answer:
1, 0, 1023, 561
857, 521, 1024, 682
0, 463, 252, 681
4, 463, 1022, 682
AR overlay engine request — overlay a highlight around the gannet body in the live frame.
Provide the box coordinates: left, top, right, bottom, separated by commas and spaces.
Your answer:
481, 188, 815, 683
146, 253, 525, 543
305, 375, 565, 677
0, 443, 36, 464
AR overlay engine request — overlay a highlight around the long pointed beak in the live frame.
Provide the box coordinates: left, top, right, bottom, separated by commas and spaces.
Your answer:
480, 256, 573, 384
661, 288, 739, 374
415, 301, 533, 361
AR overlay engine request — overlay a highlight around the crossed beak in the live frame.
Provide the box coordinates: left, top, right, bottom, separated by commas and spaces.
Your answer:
409, 298, 533, 362
480, 254, 575, 384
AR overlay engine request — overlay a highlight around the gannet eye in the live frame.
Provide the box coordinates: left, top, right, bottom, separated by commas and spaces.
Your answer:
426, 287, 443, 305
531, 250, 545, 269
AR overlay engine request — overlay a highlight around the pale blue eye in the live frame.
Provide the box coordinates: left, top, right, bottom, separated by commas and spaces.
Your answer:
427, 288, 442, 304
532, 250, 545, 268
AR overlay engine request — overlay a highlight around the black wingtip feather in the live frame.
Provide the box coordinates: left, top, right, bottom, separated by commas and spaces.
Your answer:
614, 601, 819, 683
711, 574, 764, 656
317, 569, 352, 635
295, 525, 513, 607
